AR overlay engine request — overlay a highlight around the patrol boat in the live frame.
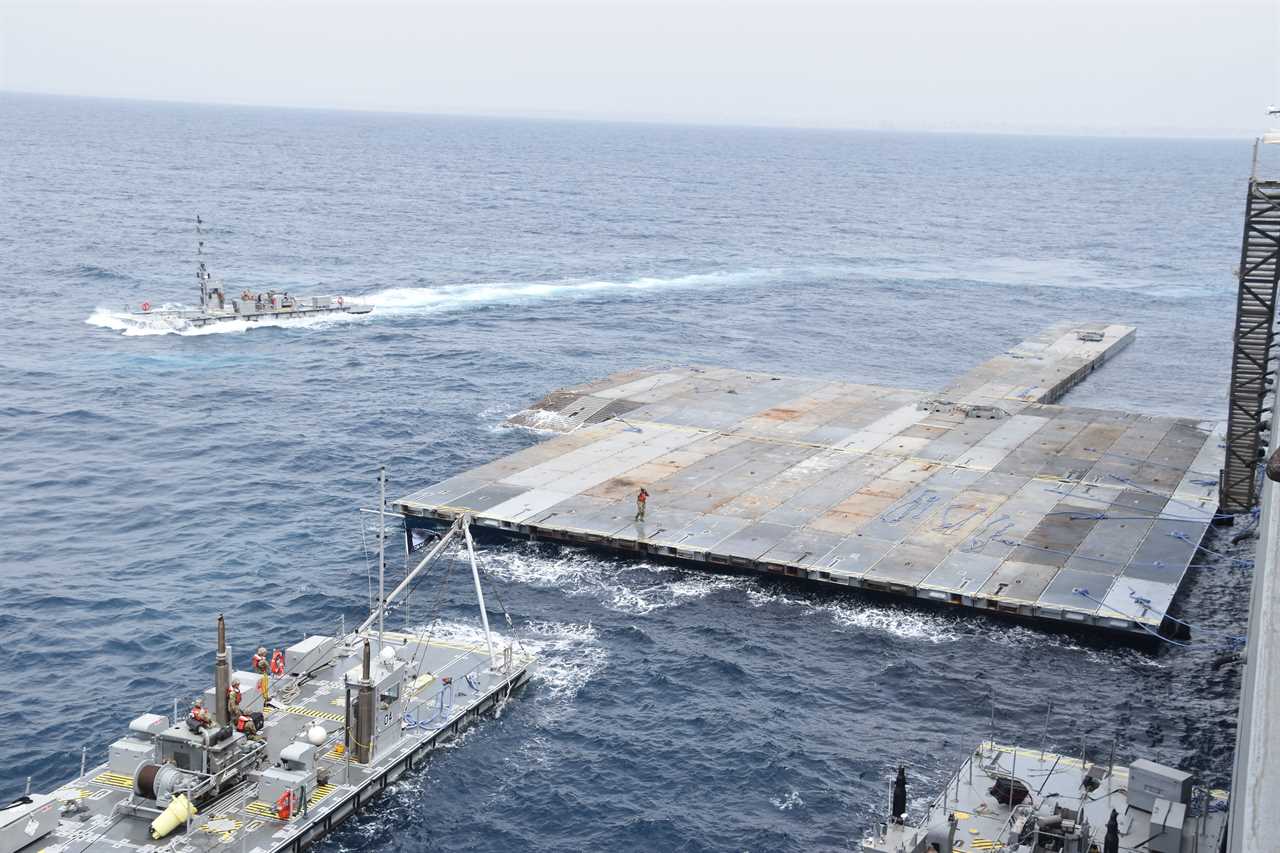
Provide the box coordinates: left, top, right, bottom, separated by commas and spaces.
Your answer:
862, 740, 1228, 853
124, 219, 371, 331
0, 481, 534, 853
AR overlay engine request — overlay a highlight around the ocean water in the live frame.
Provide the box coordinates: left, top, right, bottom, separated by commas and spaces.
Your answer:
0, 92, 1258, 851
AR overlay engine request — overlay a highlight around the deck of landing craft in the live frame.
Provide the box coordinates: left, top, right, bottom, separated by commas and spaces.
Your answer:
30, 633, 532, 853
394, 322, 1223, 636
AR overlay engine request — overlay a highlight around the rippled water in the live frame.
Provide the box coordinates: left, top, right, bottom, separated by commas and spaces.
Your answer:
0, 92, 1257, 851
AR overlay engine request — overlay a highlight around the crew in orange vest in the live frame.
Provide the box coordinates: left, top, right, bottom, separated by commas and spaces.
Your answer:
187, 698, 212, 733
251, 646, 271, 703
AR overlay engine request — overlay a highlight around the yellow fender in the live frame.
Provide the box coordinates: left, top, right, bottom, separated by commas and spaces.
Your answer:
151, 794, 197, 839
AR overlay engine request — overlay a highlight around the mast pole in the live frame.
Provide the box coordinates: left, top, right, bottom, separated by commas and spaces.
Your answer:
378, 466, 386, 648
195, 215, 207, 310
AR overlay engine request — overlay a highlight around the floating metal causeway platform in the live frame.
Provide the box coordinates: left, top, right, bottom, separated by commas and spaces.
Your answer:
394, 323, 1224, 637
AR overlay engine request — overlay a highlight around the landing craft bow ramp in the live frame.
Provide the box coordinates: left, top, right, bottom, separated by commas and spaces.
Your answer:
395, 322, 1224, 637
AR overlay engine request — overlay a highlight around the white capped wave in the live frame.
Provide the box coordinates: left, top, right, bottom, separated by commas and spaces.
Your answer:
477, 544, 961, 641
521, 620, 608, 702
820, 599, 961, 644
478, 544, 968, 638
745, 585, 962, 643
403, 616, 606, 703
477, 544, 1162, 654
478, 546, 744, 616
771, 790, 805, 811
502, 408, 576, 434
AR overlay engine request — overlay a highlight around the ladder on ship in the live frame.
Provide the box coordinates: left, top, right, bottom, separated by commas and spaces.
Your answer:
1222, 175, 1280, 514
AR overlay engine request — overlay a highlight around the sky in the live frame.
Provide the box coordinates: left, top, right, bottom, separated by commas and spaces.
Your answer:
0, 0, 1277, 137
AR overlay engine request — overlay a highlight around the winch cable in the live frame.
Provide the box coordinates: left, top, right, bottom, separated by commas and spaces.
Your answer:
408, 545, 461, 679
1068, 588, 1245, 649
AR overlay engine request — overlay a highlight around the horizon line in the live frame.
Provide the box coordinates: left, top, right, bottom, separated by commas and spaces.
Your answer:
0, 87, 1263, 143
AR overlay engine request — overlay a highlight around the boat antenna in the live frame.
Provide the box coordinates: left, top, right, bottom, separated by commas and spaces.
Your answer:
378, 466, 386, 649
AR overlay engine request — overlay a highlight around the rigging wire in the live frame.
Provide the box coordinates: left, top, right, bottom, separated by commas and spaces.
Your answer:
474, 545, 532, 656
359, 515, 374, 614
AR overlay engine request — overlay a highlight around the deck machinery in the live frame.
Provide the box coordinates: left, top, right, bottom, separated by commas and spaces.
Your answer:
0, 514, 534, 853
863, 742, 1228, 853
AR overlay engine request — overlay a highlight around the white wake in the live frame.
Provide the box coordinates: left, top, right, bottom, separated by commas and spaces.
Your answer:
85, 268, 774, 336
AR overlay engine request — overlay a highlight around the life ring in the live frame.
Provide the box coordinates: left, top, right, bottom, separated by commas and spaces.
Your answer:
336, 296, 344, 307
141, 301, 151, 312
270, 649, 285, 676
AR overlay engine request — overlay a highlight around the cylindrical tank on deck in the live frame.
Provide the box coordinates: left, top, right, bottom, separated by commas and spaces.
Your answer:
214, 614, 230, 727
354, 639, 375, 764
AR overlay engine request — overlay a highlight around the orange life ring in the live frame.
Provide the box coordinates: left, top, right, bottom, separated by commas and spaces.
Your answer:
141, 301, 151, 312
270, 649, 285, 676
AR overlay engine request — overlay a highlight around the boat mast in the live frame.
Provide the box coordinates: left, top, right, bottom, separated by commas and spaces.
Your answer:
378, 466, 386, 648
195, 215, 209, 311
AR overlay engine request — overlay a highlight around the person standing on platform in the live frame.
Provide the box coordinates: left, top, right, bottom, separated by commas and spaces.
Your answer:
635, 487, 649, 522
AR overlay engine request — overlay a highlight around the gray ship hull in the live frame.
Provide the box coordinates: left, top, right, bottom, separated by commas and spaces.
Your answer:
132, 300, 372, 330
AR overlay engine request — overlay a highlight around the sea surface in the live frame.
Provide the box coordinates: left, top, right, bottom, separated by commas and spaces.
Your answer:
0, 92, 1261, 851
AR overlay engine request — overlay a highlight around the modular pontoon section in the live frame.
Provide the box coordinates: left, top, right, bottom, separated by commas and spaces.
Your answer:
395, 323, 1223, 637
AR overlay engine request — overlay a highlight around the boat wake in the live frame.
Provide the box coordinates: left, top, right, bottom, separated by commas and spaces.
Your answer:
361, 268, 778, 314
85, 305, 367, 337
84, 268, 773, 336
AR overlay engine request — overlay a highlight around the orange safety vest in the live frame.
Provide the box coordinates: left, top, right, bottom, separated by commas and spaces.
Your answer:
252, 654, 268, 674
235, 715, 251, 732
